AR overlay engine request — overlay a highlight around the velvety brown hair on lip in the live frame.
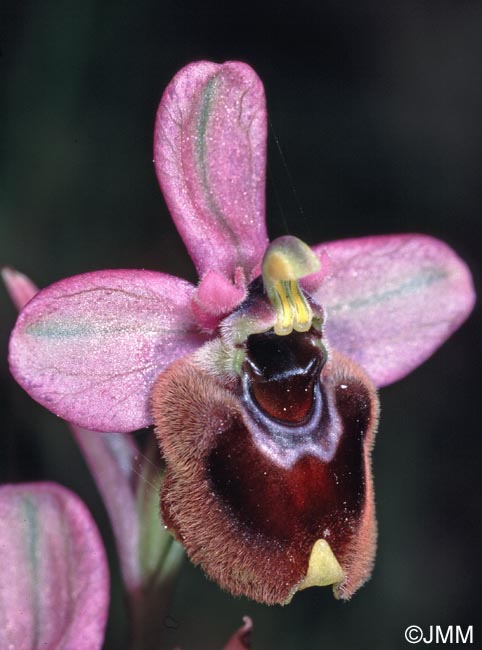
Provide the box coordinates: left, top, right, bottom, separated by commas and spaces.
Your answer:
152, 347, 379, 605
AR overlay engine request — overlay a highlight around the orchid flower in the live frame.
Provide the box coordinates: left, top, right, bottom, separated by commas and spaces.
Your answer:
8, 61, 475, 606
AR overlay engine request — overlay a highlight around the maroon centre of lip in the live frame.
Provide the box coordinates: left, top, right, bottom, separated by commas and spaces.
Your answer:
207, 330, 371, 559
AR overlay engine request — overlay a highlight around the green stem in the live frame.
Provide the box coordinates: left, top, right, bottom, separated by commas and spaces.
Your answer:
130, 433, 185, 650
130, 540, 185, 650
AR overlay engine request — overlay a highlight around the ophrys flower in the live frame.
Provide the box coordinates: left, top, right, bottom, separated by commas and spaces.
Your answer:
8, 61, 475, 605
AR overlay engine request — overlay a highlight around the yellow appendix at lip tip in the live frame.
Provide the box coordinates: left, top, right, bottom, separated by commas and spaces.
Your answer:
261, 236, 321, 336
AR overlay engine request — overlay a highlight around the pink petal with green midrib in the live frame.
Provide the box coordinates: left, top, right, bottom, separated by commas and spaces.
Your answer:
0, 483, 109, 650
9, 269, 206, 432
154, 61, 268, 281
312, 234, 475, 387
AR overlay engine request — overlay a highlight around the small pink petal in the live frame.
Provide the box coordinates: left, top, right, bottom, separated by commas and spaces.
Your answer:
312, 234, 475, 387
9, 269, 207, 432
154, 61, 268, 280
192, 269, 247, 331
196, 270, 246, 315
0, 482, 109, 650
223, 617, 253, 650
300, 247, 331, 293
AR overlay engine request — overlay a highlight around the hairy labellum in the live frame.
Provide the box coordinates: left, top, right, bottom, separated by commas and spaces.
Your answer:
153, 280, 379, 605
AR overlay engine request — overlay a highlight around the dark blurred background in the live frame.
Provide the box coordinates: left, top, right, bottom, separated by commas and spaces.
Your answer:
1, 2, 481, 649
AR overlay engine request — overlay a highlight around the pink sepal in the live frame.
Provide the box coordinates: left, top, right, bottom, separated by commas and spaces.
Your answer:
312, 234, 475, 386
154, 61, 268, 280
9, 269, 207, 432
